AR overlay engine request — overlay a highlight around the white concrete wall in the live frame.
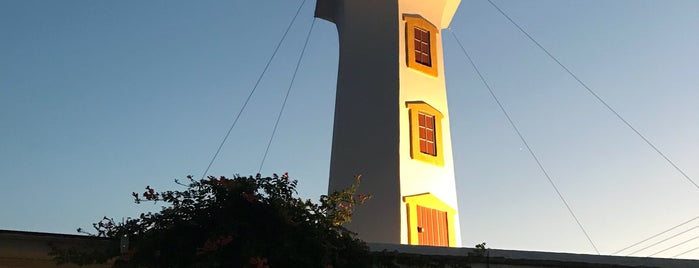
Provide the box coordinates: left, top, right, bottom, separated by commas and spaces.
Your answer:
397, 0, 462, 246
325, 0, 403, 244
320, 0, 462, 245
0, 231, 110, 268
370, 243, 699, 268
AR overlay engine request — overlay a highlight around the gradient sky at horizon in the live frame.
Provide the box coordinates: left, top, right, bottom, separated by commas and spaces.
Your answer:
1, 0, 698, 259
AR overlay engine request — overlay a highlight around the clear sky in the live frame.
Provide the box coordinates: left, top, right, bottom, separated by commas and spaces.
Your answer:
1, 0, 698, 259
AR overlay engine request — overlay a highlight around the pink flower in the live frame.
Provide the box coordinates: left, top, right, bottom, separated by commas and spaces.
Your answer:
356, 193, 371, 203
241, 192, 258, 202
248, 257, 269, 268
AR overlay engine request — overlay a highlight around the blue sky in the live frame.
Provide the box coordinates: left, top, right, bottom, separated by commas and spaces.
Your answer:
1, 0, 698, 259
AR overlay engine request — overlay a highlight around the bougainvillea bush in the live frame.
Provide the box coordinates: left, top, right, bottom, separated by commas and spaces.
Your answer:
51, 173, 371, 268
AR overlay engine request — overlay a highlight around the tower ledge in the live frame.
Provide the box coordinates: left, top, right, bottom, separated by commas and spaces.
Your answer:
314, 0, 337, 23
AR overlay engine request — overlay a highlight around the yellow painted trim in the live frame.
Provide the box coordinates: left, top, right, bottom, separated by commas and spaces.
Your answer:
403, 193, 456, 247
404, 14, 439, 77
406, 101, 444, 166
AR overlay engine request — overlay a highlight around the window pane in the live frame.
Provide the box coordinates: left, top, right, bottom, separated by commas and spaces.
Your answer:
416, 112, 438, 156
413, 27, 432, 67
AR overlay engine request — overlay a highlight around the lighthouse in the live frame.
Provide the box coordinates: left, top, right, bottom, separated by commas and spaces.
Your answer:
316, 0, 462, 247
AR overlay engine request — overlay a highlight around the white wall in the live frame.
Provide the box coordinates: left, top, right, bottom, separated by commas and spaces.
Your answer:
320, 0, 463, 246
397, 0, 462, 246
325, 0, 403, 244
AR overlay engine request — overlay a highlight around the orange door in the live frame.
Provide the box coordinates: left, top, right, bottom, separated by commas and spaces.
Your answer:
416, 205, 449, 246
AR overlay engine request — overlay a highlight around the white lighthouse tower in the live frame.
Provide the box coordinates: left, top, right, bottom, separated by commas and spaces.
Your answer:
316, 0, 462, 247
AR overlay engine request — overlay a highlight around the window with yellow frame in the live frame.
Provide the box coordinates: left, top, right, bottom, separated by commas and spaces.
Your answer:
404, 14, 439, 77
406, 101, 444, 166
